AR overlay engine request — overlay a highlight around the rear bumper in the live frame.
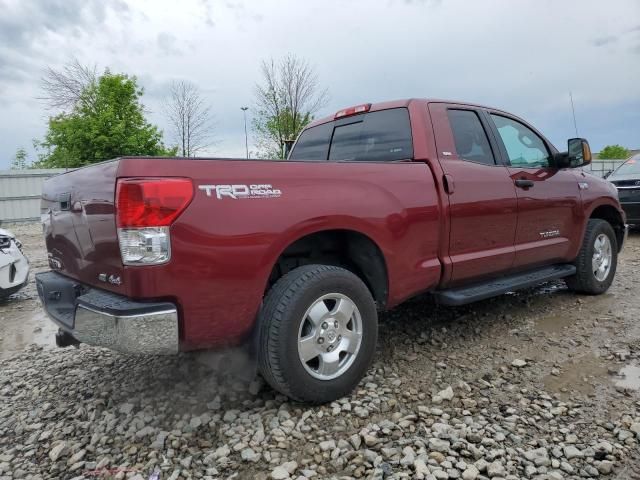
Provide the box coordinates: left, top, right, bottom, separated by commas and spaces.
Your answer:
35, 271, 179, 354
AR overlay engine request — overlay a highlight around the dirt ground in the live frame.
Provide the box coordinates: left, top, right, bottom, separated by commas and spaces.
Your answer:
1, 223, 639, 479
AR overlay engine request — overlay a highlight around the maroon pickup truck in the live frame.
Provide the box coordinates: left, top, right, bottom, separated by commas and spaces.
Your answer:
36, 99, 627, 403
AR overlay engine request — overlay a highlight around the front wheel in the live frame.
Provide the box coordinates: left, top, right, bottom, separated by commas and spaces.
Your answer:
565, 219, 618, 294
257, 265, 378, 403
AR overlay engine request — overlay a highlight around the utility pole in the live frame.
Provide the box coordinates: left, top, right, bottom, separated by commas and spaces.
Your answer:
241, 107, 249, 159
569, 92, 579, 137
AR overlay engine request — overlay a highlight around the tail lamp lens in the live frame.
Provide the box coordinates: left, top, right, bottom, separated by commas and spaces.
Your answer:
116, 178, 193, 265
116, 178, 193, 228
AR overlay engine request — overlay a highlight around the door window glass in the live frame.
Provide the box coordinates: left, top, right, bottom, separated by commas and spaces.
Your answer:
490, 114, 551, 168
447, 109, 496, 166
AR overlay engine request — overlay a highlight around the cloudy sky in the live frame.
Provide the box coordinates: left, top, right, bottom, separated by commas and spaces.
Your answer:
1, 0, 639, 168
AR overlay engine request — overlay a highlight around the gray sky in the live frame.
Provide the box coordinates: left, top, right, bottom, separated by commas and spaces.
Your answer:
1, 0, 639, 168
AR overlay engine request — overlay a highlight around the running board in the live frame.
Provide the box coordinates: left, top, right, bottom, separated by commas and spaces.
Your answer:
434, 264, 576, 306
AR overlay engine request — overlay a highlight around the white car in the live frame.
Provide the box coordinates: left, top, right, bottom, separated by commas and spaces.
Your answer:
0, 228, 29, 300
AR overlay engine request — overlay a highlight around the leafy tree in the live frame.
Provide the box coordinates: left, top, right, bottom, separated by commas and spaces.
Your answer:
34, 72, 176, 168
254, 109, 311, 159
599, 144, 629, 160
253, 55, 328, 159
10, 147, 29, 170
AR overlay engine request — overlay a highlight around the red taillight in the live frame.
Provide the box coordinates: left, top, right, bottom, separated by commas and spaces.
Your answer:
116, 178, 193, 228
334, 103, 371, 119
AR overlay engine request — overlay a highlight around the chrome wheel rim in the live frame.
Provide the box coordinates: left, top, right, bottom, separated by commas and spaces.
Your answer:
297, 293, 363, 381
592, 233, 612, 282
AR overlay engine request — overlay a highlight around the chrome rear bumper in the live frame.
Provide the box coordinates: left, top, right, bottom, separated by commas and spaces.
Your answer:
36, 271, 179, 355
73, 305, 179, 354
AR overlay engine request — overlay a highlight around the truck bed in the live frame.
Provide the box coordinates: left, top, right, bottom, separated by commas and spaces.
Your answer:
42, 157, 442, 349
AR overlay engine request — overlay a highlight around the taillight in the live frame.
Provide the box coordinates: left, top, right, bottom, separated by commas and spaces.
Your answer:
334, 103, 371, 119
115, 178, 193, 265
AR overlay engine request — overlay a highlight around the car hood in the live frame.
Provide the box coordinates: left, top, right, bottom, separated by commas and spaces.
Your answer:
608, 173, 640, 182
0, 228, 15, 238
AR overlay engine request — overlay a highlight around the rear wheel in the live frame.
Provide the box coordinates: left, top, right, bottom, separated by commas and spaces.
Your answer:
258, 265, 378, 403
565, 219, 618, 294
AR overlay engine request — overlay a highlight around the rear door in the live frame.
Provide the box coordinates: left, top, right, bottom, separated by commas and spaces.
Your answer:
429, 103, 518, 285
485, 112, 582, 268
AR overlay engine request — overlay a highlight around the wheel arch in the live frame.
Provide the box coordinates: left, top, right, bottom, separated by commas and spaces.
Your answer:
588, 202, 625, 251
266, 228, 389, 309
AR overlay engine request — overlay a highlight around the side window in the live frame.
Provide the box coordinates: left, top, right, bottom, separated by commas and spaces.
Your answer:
490, 114, 551, 168
447, 109, 496, 166
288, 122, 333, 160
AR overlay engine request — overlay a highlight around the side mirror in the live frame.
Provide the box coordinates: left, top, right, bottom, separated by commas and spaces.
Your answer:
567, 138, 592, 168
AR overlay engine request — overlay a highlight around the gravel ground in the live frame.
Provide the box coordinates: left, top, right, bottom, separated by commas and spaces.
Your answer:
1, 223, 639, 480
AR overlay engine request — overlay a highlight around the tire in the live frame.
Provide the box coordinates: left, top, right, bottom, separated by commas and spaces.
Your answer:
565, 219, 618, 294
257, 264, 378, 403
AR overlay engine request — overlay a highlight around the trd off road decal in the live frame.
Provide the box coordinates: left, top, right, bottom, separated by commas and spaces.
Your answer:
199, 184, 282, 200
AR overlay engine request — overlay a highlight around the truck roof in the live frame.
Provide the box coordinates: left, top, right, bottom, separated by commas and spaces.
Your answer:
307, 98, 509, 129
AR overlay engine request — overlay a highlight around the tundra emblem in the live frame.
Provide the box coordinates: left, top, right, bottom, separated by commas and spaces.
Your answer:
540, 229, 560, 239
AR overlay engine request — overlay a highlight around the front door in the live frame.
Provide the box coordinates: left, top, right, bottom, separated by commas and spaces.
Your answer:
429, 103, 518, 286
486, 112, 582, 269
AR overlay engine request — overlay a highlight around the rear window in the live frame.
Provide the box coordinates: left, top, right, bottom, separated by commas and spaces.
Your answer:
289, 108, 413, 162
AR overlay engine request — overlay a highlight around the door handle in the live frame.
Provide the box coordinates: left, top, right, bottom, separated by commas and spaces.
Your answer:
515, 179, 534, 189
443, 174, 455, 194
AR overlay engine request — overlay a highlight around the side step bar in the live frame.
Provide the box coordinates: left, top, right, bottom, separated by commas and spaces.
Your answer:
433, 264, 576, 306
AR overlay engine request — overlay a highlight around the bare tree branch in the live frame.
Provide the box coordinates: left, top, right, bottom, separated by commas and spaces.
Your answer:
163, 80, 216, 157
38, 58, 97, 112
253, 54, 329, 158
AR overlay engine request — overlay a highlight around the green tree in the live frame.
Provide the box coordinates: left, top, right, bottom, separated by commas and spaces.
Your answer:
253, 108, 311, 159
599, 144, 629, 160
34, 72, 175, 168
10, 147, 29, 170
253, 55, 328, 159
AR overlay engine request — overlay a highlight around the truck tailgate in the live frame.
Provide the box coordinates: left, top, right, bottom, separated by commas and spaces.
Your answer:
41, 160, 125, 295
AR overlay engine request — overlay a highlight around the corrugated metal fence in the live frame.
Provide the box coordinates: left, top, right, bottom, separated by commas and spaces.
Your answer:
0, 169, 68, 224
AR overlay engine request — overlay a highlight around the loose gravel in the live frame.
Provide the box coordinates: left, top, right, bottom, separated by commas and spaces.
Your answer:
1, 224, 639, 480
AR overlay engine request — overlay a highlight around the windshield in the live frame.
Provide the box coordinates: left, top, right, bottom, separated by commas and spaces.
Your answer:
613, 156, 640, 175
